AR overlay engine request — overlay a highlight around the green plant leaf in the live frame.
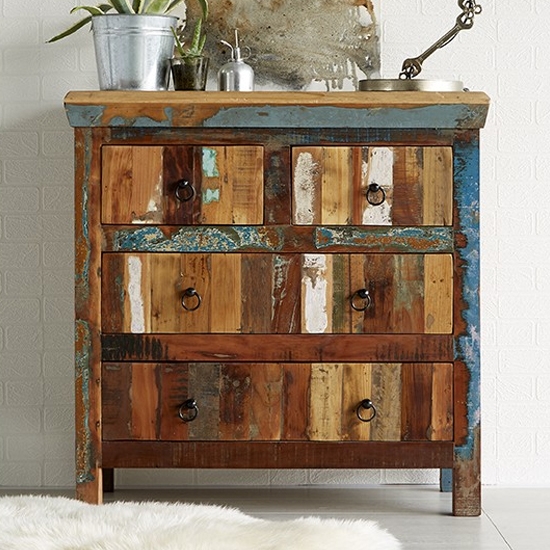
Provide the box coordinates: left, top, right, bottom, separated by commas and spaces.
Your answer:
46, 16, 93, 43
195, 0, 208, 20
109, 0, 136, 13
70, 5, 111, 16
171, 26, 186, 57
141, 0, 172, 14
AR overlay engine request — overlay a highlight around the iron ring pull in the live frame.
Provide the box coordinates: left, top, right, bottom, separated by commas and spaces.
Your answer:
350, 289, 372, 312
178, 399, 199, 422
356, 399, 377, 423
366, 183, 386, 206
181, 287, 202, 312
175, 180, 196, 202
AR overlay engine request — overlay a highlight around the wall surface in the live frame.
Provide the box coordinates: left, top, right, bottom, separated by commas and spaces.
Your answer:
0, 0, 549, 489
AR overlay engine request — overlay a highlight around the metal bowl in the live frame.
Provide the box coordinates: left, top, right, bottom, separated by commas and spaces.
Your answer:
358, 79, 465, 92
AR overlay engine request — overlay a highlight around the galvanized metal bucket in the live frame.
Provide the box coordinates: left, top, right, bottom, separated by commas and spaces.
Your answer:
92, 14, 177, 91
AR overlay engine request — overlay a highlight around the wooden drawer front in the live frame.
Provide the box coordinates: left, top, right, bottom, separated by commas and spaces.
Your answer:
101, 145, 264, 225
292, 146, 452, 226
102, 253, 452, 334
102, 362, 453, 442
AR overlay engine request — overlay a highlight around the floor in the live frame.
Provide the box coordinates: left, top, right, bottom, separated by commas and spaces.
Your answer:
2, 486, 547, 549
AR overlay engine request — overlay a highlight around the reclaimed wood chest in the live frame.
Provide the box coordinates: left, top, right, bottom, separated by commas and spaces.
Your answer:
65, 91, 489, 515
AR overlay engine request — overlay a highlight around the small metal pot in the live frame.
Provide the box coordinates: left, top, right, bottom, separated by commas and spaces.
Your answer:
92, 14, 177, 91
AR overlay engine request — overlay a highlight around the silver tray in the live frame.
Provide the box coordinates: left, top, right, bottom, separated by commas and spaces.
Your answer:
358, 79, 465, 92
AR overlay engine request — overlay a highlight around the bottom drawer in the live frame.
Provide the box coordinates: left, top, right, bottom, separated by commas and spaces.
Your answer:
102, 362, 453, 443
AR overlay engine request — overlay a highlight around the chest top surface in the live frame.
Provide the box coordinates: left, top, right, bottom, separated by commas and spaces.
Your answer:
64, 91, 489, 130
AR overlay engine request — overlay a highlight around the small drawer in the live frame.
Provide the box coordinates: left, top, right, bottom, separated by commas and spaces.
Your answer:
101, 145, 264, 225
101, 252, 452, 335
102, 362, 453, 442
292, 146, 453, 226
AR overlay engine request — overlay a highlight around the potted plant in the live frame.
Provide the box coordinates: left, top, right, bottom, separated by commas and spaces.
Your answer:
48, 0, 208, 91
170, 9, 209, 91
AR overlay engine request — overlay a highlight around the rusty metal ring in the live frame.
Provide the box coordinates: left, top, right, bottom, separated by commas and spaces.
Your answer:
350, 289, 372, 312
356, 399, 377, 423
178, 399, 199, 423
175, 180, 196, 202
181, 288, 202, 312
366, 183, 386, 206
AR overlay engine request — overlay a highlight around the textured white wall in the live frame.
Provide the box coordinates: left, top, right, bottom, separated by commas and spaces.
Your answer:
0, 0, 549, 489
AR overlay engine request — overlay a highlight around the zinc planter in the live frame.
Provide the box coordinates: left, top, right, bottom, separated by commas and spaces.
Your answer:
92, 14, 177, 91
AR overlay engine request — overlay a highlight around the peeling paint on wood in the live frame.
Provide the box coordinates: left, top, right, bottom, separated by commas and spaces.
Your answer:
113, 226, 286, 252
301, 255, 330, 334
127, 256, 145, 334
202, 147, 220, 178
75, 320, 94, 484
315, 227, 454, 252
67, 92, 487, 514
293, 152, 318, 225
363, 148, 393, 225
453, 135, 481, 461
64, 92, 491, 130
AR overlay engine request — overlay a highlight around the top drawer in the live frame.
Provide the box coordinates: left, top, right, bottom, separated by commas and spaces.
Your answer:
292, 146, 453, 226
101, 145, 264, 225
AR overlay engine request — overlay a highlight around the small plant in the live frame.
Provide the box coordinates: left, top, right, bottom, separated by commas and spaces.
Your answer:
48, 0, 208, 43
172, 16, 206, 58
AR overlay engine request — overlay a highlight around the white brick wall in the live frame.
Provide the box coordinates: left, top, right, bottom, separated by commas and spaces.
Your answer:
1, 0, 549, 488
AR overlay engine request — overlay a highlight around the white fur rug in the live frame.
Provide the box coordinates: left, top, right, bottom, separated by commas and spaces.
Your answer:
0, 495, 401, 550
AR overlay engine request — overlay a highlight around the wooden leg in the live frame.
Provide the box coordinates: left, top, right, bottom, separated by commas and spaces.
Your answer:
440, 468, 452, 492
103, 468, 114, 493
76, 472, 103, 504
452, 429, 481, 516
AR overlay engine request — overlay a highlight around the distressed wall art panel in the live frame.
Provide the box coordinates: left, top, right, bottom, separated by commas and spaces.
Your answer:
188, 0, 380, 89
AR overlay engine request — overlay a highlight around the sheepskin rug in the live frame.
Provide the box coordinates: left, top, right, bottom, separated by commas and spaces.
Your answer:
0, 495, 401, 550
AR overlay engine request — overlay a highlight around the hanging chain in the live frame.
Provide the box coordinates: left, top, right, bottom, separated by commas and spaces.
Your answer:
399, 0, 482, 80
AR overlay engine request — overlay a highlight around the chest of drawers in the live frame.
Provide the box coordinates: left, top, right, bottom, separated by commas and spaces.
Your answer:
65, 91, 489, 515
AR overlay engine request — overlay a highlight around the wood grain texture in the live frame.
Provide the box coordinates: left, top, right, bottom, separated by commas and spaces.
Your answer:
292, 146, 453, 227
102, 362, 452, 443
68, 92, 486, 514
101, 145, 263, 225
74, 127, 104, 505
424, 254, 453, 333
102, 253, 452, 335
65, 91, 490, 130
101, 334, 454, 363
103, 440, 455, 469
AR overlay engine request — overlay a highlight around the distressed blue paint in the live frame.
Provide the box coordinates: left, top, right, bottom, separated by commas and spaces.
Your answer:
453, 135, 481, 462
113, 226, 285, 252
65, 105, 174, 127
203, 104, 487, 130
315, 226, 454, 252
203, 188, 220, 204
65, 102, 487, 130
75, 130, 92, 304
75, 320, 94, 484
202, 148, 220, 177
65, 105, 105, 127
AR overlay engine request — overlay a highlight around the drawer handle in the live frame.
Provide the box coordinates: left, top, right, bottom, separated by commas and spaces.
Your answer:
181, 288, 202, 311
175, 180, 196, 202
350, 289, 372, 312
366, 183, 386, 206
178, 399, 199, 422
356, 399, 377, 423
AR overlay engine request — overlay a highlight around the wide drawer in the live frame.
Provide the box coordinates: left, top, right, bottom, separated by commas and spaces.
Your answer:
101, 252, 453, 334
101, 145, 264, 225
102, 362, 453, 442
292, 146, 452, 226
